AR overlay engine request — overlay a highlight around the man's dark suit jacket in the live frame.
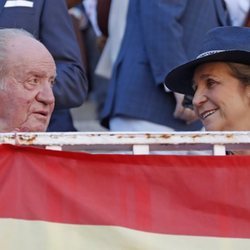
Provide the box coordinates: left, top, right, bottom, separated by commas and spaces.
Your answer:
0, 0, 88, 131
101, 0, 230, 131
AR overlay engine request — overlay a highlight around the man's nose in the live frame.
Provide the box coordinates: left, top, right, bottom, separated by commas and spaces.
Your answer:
37, 82, 55, 105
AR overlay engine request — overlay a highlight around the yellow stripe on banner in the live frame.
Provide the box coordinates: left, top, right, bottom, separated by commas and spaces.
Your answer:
0, 218, 250, 250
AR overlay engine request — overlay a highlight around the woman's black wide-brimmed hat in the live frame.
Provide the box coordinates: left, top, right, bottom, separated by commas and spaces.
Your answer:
164, 26, 250, 95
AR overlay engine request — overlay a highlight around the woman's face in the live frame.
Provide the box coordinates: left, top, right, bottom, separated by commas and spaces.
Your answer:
192, 62, 250, 131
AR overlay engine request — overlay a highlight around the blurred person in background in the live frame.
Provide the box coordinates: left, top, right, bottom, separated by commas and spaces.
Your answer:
0, 0, 88, 131
82, 0, 111, 116
100, 0, 231, 132
224, 0, 250, 26
93, 0, 129, 118
69, 0, 108, 117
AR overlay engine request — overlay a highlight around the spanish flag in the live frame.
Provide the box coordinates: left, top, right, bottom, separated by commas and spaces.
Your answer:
0, 145, 250, 249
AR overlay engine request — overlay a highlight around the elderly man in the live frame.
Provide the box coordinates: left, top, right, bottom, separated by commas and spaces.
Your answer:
0, 28, 56, 132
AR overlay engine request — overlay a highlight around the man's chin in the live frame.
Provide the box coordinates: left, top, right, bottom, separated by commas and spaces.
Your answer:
18, 123, 48, 132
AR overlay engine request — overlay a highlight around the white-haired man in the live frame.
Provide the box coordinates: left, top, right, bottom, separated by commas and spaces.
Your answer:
0, 28, 56, 132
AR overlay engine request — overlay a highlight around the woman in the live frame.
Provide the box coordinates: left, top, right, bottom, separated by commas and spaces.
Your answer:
192, 62, 250, 131
165, 26, 250, 154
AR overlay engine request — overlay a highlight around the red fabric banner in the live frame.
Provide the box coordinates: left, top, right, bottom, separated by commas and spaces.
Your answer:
0, 144, 250, 239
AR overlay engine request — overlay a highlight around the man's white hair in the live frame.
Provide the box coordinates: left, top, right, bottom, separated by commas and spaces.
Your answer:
0, 28, 35, 90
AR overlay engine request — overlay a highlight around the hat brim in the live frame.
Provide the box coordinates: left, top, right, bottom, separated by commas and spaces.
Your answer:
164, 50, 250, 95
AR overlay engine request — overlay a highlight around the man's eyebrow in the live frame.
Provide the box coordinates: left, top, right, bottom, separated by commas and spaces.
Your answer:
27, 70, 56, 78
27, 70, 45, 76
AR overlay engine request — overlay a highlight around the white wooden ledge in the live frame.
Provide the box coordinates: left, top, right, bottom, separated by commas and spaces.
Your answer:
0, 131, 249, 155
